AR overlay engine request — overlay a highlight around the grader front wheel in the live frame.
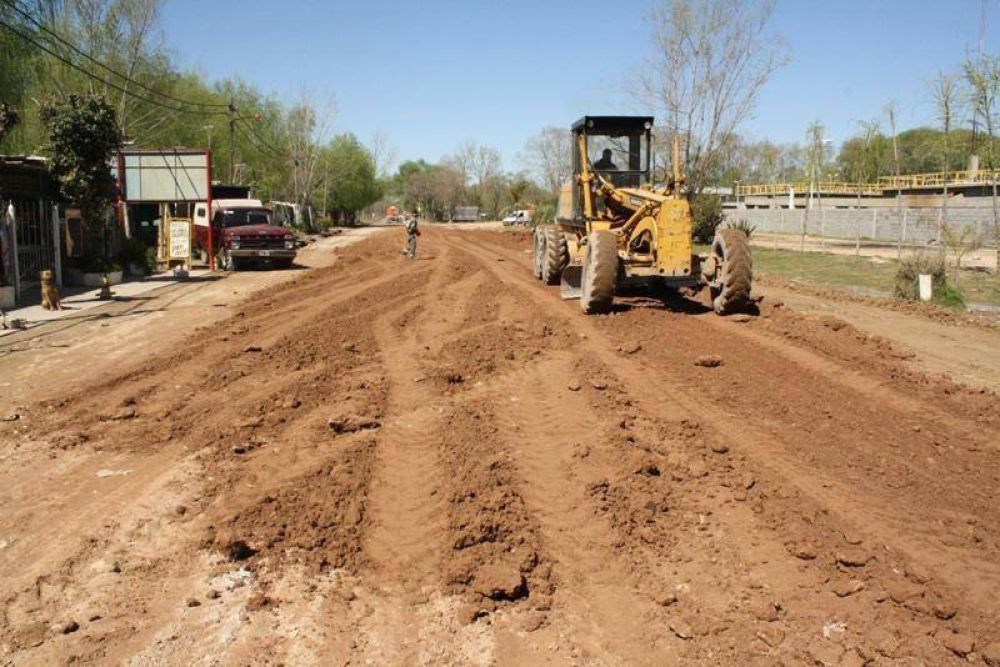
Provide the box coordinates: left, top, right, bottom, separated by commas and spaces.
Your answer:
541, 228, 569, 285
580, 230, 619, 314
709, 228, 753, 315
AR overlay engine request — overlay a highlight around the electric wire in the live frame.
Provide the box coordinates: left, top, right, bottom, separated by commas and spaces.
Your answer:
237, 117, 289, 160
234, 121, 286, 161
0, 17, 228, 116
1, 0, 229, 110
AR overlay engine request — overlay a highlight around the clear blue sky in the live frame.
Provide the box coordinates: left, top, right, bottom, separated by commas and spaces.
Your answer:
161, 0, 999, 170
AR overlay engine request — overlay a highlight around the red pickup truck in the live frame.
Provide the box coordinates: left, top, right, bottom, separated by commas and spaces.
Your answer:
195, 199, 297, 270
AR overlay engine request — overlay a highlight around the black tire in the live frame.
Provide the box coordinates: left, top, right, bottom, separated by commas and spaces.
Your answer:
709, 229, 753, 314
580, 230, 618, 314
273, 258, 294, 270
541, 227, 569, 285
532, 228, 545, 280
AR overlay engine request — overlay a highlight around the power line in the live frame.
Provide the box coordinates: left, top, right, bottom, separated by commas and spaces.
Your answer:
234, 121, 285, 160
0, 18, 228, 116
237, 117, 289, 160
1, 0, 230, 111
2, 0, 227, 109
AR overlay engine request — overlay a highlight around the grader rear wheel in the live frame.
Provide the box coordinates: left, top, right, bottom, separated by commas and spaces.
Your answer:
709, 228, 753, 315
532, 228, 545, 279
541, 227, 569, 285
580, 230, 619, 314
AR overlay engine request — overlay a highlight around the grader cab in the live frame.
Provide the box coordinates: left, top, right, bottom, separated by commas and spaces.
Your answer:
532, 115, 752, 315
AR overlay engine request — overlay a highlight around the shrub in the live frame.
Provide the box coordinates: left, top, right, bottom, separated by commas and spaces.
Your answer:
728, 219, 756, 239
119, 236, 155, 273
934, 283, 967, 310
532, 202, 554, 228
894, 253, 965, 309
691, 194, 724, 243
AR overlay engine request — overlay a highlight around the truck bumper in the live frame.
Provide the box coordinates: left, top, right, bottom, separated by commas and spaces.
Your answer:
230, 248, 296, 260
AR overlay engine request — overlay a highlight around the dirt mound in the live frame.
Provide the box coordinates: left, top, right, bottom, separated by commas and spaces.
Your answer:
438, 400, 552, 611
2, 226, 999, 664
212, 437, 377, 573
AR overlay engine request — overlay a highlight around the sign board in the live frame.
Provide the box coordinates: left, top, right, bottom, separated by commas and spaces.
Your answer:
167, 218, 192, 261
121, 150, 209, 202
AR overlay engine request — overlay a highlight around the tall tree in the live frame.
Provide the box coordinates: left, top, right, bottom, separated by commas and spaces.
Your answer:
521, 126, 572, 198
39, 93, 122, 263
636, 0, 787, 192
964, 54, 999, 169
321, 133, 381, 225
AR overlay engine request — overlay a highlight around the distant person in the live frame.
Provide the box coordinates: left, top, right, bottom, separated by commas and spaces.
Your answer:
404, 214, 420, 259
593, 148, 618, 171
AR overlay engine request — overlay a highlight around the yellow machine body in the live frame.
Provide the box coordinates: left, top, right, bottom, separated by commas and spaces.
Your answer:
554, 117, 699, 295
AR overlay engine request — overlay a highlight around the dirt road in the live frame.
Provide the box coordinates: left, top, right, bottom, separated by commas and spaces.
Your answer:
1, 227, 998, 665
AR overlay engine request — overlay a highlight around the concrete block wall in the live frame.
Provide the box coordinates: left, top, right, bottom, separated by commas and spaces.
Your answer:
724, 207, 1000, 245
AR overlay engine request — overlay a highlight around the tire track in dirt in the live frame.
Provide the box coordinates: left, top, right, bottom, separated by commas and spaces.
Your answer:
4, 226, 998, 664
450, 229, 1000, 663
490, 353, 676, 664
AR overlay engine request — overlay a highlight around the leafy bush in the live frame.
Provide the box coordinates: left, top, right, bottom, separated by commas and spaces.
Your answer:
691, 194, 724, 243
532, 202, 554, 228
728, 219, 756, 239
119, 236, 155, 273
934, 283, 967, 310
894, 253, 965, 309
78, 255, 122, 273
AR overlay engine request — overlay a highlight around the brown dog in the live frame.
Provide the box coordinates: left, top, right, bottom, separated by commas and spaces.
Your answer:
40, 269, 60, 310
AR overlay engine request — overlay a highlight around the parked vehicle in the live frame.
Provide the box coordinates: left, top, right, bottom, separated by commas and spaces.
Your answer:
194, 199, 297, 270
452, 206, 480, 222
502, 209, 533, 226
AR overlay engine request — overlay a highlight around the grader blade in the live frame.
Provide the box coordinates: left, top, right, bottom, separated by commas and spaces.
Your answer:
559, 265, 582, 299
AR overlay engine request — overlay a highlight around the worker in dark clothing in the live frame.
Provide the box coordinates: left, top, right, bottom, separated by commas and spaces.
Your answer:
404, 214, 420, 259
593, 148, 618, 171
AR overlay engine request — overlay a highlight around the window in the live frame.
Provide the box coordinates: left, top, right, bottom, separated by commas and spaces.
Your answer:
221, 209, 272, 228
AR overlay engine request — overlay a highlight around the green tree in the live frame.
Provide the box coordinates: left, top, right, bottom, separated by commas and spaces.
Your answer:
322, 133, 381, 225
39, 93, 122, 264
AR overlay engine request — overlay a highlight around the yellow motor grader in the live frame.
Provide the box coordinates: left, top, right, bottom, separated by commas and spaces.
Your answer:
532, 116, 751, 315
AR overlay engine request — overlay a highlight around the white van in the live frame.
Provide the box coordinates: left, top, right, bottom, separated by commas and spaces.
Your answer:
502, 210, 532, 226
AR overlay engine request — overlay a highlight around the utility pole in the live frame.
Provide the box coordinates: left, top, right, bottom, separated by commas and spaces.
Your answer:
228, 96, 237, 184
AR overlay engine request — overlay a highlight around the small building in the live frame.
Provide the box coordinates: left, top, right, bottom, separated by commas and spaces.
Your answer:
115, 148, 212, 267
0, 155, 62, 306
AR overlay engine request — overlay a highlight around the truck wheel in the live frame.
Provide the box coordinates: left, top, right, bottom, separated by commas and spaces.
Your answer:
542, 227, 569, 285
709, 229, 753, 315
580, 230, 618, 314
274, 258, 294, 270
532, 228, 545, 279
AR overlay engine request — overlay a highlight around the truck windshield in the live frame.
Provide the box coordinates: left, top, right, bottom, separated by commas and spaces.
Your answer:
222, 210, 272, 227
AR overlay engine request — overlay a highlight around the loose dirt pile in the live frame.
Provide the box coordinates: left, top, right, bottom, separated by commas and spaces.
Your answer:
1, 227, 998, 664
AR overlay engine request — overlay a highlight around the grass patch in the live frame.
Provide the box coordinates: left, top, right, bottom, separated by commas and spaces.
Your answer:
695, 244, 1000, 307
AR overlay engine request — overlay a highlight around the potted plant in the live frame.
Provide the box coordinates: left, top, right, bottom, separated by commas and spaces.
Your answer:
80, 255, 123, 287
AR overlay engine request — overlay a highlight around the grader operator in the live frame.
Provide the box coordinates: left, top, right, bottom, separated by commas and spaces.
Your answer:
532, 116, 752, 315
